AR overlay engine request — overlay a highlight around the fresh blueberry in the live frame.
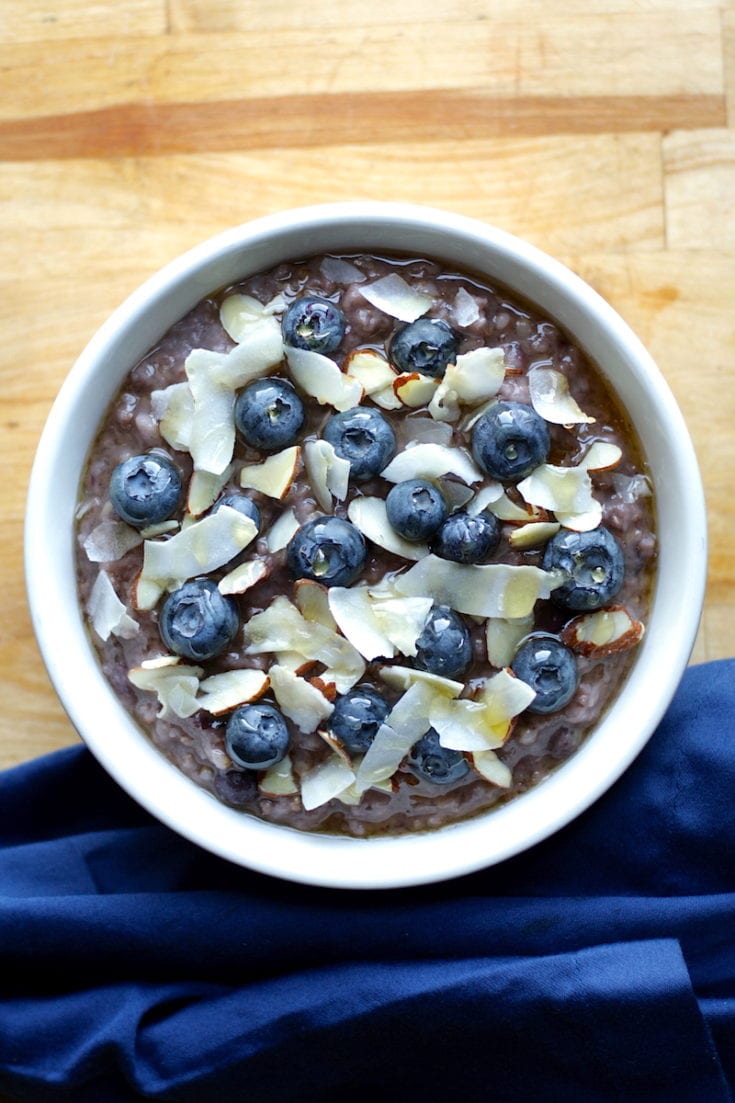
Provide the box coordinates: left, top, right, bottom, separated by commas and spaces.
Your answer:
234, 377, 305, 452
109, 452, 182, 528
390, 318, 459, 379
408, 728, 470, 785
385, 478, 448, 543
433, 509, 501, 564
282, 295, 346, 355
322, 406, 396, 481
329, 685, 390, 756
225, 702, 290, 770
542, 527, 624, 611
159, 578, 239, 661
286, 515, 367, 587
211, 493, 261, 533
471, 401, 550, 482
414, 605, 473, 681
511, 632, 578, 714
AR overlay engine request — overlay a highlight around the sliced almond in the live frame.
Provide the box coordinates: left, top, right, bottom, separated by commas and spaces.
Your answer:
187, 467, 231, 518
218, 558, 269, 596
310, 677, 338, 703
394, 372, 440, 408
347, 497, 429, 561
294, 579, 336, 628
285, 346, 363, 411
394, 554, 562, 618
239, 445, 301, 500
380, 442, 483, 485
509, 521, 561, 550
470, 749, 512, 788
265, 508, 300, 553
197, 669, 270, 715
560, 605, 645, 656
485, 614, 534, 668
258, 753, 298, 797
528, 366, 596, 425
358, 273, 433, 322
466, 482, 505, 516
268, 664, 334, 732
556, 500, 604, 532
371, 383, 404, 411
578, 441, 623, 472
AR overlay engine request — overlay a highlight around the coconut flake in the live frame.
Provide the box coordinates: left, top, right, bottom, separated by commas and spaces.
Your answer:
269, 664, 334, 732
239, 445, 301, 500
303, 439, 350, 511
403, 416, 454, 448
347, 497, 430, 561
353, 682, 437, 793
343, 349, 396, 396
452, 286, 481, 326
128, 656, 202, 719
612, 473, 653, 503
518, 464, 596, 515
359, 273, 433, 322
560, 605, 645, 656
328, 586, 396, 661
480, 667, 537, 727
152, 382, 194, 452
197, 668, 270, 714
470, 750, 512, 787
266, 508, 300, 553
300, 753, 356, 811
320, 255, 366, 284
371, 596, 433, 657
259, 753, 298, 796
380, 442, 483, 485
394, 555, 561, 619
430, 698, 503, 752
445, 347, 505, 404
509, 521, 561, 549
139, 520, 180, 539
220, 292, 286, 344
466, 483, 505, 516
371, 383, 404, 411
187, 467, 231, 517
136, 506, 257, 610
285, 346, 363, 411
376, 664, 464, 697
485, 615, 534, 668
83, 520, 142, 563
87, 570, 139, 642
528, 366, 596, 425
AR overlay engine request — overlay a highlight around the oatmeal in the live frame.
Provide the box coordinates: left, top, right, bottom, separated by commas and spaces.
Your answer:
76, 253, 657, 837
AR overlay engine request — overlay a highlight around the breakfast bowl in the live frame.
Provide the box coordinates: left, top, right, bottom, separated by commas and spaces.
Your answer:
25, 202, 706, 889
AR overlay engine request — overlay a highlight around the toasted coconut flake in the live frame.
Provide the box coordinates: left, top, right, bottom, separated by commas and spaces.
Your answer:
294, 580, 336, 629
137, 506, 257, 610
518, 464, 596, 515
258, 753, 298, 797
239, 445, 301, 500
300, 753, 356, 811
347, 497, 429, 561
560, 605, 645, 656
358, 273, 433, 322
328, 586, 396, 661
393, 372, 440, 408
377, 664, 463, 697
152, 382, 194, 452
187, 467, 231, 517
485, 615, 534, 668
218, 558, 269, 596
269, 664, 334, 732
509, 521, 561, 549
83, 520, 142, 563
528, 366, 596, 425
198, 669, 269, 714
579, 441, 623, 471
380, 442, 483, 485
394, 554, 562, 618
304, 439, 350, 511
128, 657, 202, 719
470, 750, 512, 788
285, 346, 363, 411
343, 349, 396, 395
266, 508, 300, 553
452, 286, 481, 326
372, 596, 434, 657
88, 570, 139, 642
220, 292, 286, 344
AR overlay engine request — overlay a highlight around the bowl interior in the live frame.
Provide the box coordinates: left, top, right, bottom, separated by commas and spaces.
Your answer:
25, 203, 707, 889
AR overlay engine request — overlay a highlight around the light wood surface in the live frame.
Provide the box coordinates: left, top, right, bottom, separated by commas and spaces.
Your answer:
1, 0, 734, 778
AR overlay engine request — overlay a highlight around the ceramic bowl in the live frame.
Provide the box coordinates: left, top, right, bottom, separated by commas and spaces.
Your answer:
25, 202, 707, 889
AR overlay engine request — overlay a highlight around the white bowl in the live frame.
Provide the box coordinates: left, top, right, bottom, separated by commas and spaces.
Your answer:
25, 202, 706, 889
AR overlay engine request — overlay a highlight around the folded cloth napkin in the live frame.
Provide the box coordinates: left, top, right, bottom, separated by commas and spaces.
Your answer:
1, 659, 734, 1103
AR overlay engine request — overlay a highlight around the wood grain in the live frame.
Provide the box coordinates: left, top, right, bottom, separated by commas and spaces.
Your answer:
1, 7, 734, 787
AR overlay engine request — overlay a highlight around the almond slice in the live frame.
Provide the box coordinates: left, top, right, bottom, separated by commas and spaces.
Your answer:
347, 497, 429, 561
266, 508, 300, 553
380, 442, 483, 485
268, 664, 334, 732
343, 349, 397, 395
285, 346, 363, 411
294, 579, 336, 628
197, 669, 270, 715
393, 372, 440, 408
578, 441, 623, 471
371, 383, 404, 411
560, 605, 645, 656
376, 664, 464, 697
187, 467, 231, 518
358, 273, 433, 322
508, 521, 561, 549
528, 366, 596, 425
218, 558, 269, 596
239, 445, 301, 500
258, 753, 298, 797
469, 750, 512, 788
556, 500, 604, 532
152, 381, 194, 452
485, 614, 534, 668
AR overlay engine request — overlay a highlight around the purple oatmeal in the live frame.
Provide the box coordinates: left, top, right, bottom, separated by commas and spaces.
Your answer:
76, 253, 657, 837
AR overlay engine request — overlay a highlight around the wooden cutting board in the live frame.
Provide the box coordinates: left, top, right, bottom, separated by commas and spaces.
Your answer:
1, 0, 733, 784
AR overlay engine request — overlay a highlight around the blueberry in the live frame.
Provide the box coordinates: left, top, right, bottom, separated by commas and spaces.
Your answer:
109, 453, 182, 528
282, 295, 346, 355
390, 318, 459, 379
414, 605, 473, 681
211, 493, 261, 533
329, 685, 389, 756
286, 516, 367, 587
322, 406, 396, 482
433, 509, 501, 564
511, 632, 578, 714
542, 527, 625, 611
385, 478, 447, 543
226, 702, 290, 770
408, 728, 470, 785
234, 377, 305, 452
471, 401, 550, 482
159, 578, 239, 661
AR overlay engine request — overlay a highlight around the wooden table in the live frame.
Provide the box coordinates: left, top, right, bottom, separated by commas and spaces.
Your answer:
1, 0, 734, 779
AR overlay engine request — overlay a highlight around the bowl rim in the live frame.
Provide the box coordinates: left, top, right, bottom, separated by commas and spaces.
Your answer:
25, 201, 707, 889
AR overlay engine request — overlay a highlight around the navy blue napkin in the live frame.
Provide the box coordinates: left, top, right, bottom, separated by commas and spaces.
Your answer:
1, 658, 734, 1103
